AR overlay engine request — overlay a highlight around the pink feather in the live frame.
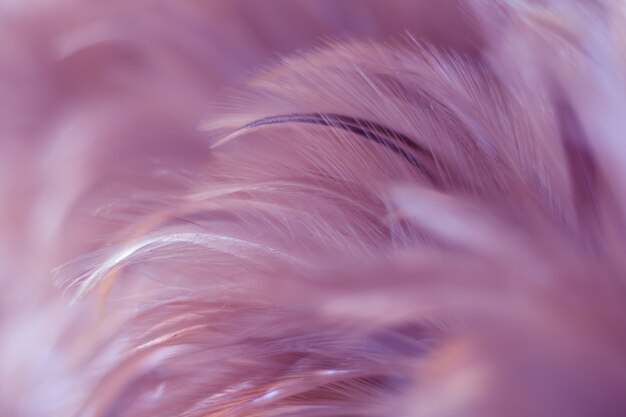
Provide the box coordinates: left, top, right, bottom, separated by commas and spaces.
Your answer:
1, 1, 626, 416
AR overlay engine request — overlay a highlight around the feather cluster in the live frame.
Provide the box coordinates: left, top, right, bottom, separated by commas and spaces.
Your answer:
1, 1, 626, 417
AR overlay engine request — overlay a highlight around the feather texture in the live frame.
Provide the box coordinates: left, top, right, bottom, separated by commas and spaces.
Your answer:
2, 1, 626, 417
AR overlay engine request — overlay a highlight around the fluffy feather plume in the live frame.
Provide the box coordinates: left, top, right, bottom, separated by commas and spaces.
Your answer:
1, 1, 626, 417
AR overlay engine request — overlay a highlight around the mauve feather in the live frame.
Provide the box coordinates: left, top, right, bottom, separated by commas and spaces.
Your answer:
1, 1, 626, 417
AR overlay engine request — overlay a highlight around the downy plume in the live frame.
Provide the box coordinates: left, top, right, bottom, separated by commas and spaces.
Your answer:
1, 1, 626, 417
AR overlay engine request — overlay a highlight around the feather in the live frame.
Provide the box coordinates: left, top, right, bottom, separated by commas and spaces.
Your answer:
2, 1, 626, 417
